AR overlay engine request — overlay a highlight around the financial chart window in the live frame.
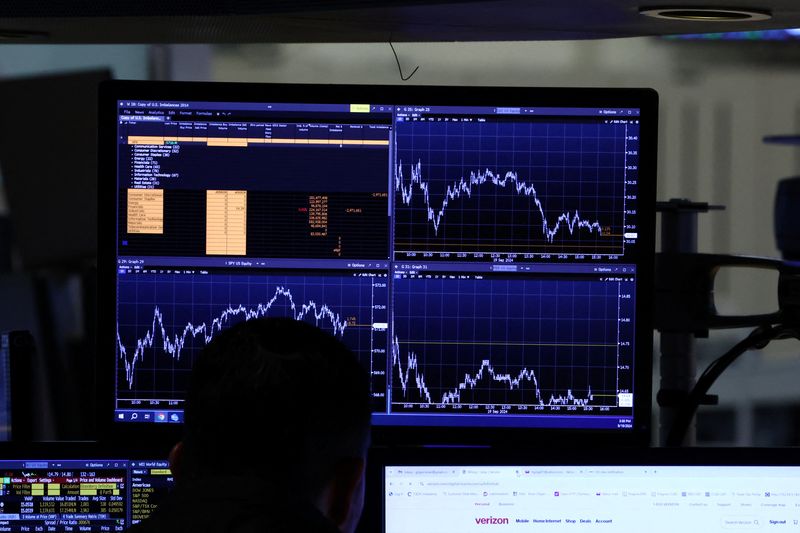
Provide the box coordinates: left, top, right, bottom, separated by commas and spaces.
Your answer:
110, 89, 652, 433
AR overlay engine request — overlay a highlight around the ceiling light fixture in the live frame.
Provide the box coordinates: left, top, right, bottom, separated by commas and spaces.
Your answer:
640, 7, 772, 21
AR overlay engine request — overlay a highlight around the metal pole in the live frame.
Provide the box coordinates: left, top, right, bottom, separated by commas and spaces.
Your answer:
658, 201, 699, 446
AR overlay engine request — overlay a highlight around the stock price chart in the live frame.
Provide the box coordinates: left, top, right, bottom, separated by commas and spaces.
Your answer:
116, 270, 388, 413
390, 274, 635, 416
394, 118, 638, 260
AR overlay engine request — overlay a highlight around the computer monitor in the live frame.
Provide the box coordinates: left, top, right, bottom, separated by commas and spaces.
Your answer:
378, 448, 800, 533
99, 81, 658, 444
0, 444, 173, 531
0, 70, 109, 269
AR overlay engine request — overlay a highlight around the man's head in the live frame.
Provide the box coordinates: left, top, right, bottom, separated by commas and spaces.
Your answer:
171, 317, 371, 532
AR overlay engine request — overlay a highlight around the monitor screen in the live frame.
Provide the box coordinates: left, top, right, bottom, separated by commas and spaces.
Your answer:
383, 462, 800, 533
0, 458, 172, 531
102, 82, 657, 439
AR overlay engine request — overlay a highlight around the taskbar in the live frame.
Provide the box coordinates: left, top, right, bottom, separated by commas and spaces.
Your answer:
115, 407, 184, 424
114, 408, 633, 430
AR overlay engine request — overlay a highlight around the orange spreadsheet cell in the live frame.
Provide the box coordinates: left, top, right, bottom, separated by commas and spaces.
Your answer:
206, 190, 247, 255
127, 188, 164, 234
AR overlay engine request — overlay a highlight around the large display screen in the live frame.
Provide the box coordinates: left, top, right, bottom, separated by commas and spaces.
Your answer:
104, 83, 656, 435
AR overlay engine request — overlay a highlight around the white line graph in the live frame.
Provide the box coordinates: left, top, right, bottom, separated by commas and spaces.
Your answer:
391, 336, 594, 407
396, 160, 605, 241
117, 286, 348, 389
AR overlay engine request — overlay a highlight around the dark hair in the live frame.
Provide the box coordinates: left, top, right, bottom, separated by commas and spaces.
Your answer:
182, 317, 371, 497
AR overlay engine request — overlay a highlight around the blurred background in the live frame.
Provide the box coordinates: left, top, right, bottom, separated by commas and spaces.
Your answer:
0, 33, 799, 444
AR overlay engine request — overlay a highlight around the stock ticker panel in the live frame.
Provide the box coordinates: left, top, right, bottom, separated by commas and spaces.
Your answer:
118, 117, 391, 260
115, 269, 389, 414
393, 115, 640, 261
0, 460, 173, 532
0, 464, 126, 532
128, 461, 173, 527
389, 272, 636, 425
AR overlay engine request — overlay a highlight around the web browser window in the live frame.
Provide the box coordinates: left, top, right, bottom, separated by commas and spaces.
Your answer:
384, 465, 800, 532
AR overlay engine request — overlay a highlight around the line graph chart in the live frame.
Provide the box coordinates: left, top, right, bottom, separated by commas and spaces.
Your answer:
116, 270, 387, 409
390, 274, 635, 415
396, 162, 605, 242
393, 119, 635, 258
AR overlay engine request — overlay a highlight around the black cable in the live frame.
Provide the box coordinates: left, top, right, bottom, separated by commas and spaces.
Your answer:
666, 324, 799, 447
389, 42, 419, 81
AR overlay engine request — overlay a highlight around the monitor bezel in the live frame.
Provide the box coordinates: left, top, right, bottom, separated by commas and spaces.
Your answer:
98, 80, 658, 448
0, 440, 173, 460
370, 445, 800, 469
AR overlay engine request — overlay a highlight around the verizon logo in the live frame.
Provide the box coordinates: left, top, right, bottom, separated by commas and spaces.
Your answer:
475, 517, 509, 525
